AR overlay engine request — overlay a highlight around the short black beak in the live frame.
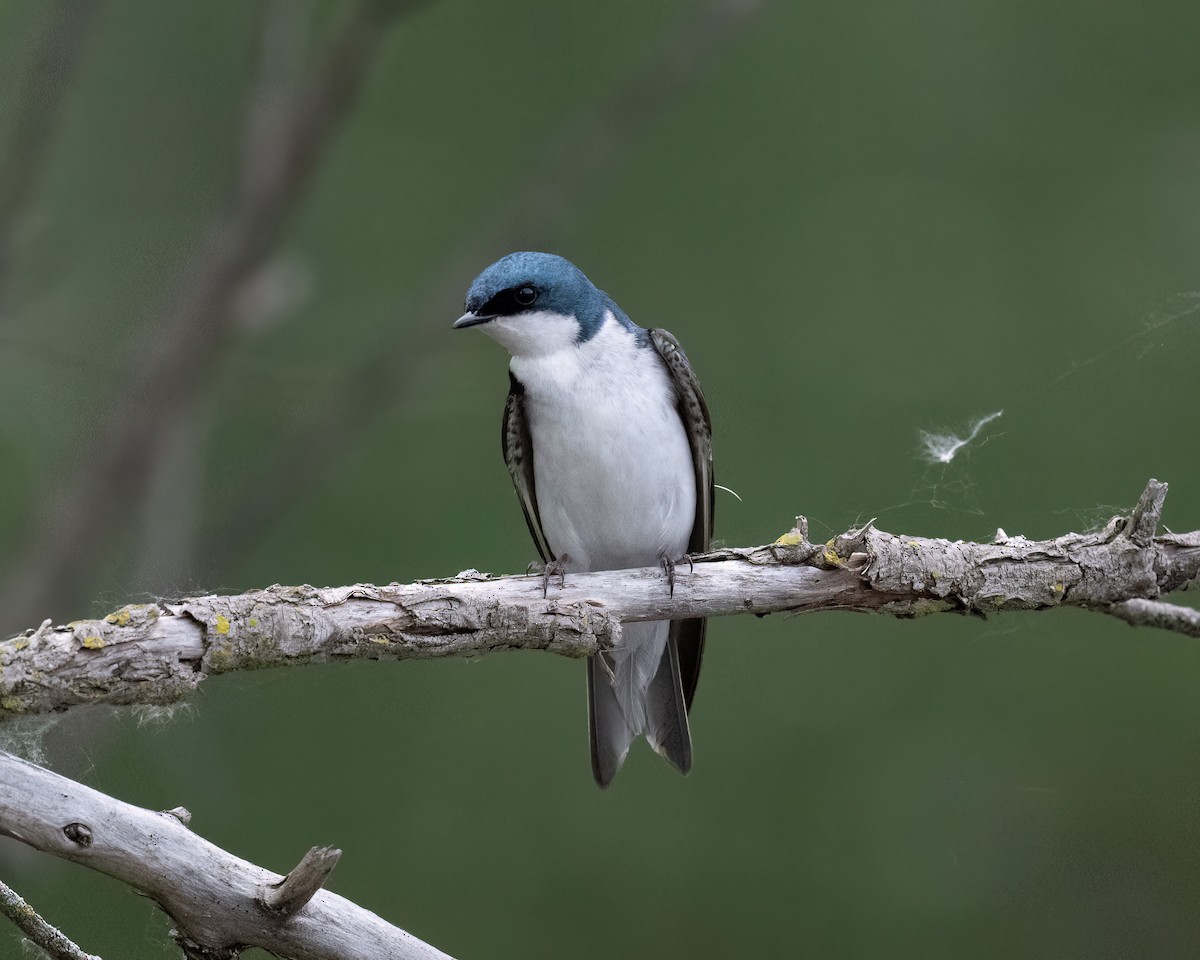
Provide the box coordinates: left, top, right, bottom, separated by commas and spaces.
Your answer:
453, 311, 497, 329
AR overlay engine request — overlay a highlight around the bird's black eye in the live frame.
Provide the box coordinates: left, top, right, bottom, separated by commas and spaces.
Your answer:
514, 285, 538, 307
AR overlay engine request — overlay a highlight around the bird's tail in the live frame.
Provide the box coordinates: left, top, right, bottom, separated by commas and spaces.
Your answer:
587, 619, 698, 787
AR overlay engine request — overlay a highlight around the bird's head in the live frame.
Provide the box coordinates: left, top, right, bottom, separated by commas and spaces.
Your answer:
454, 252, 616, 357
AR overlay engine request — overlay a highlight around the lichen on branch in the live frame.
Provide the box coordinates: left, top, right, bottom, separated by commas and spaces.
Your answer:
1, 480, 1196, 721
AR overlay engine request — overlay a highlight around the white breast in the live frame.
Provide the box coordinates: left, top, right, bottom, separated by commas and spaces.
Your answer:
509, 313, 696, 573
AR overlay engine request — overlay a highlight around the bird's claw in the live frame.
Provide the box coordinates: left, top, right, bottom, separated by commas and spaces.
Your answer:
541, 560, 567, 598
660, 555, 676, 596
659, 553, 694, 597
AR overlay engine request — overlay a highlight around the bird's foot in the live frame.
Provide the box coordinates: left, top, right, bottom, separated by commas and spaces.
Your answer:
539, 559, 567, 598
659, 553, 695, 598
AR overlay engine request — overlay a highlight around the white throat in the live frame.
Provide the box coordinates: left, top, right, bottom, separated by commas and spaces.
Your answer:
477, 309, 580, 358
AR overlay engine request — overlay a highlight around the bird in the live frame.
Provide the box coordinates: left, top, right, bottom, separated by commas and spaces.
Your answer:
454, 251, 713, 787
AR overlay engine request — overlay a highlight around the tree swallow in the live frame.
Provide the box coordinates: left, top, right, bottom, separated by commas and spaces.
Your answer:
454, 252, 714, 787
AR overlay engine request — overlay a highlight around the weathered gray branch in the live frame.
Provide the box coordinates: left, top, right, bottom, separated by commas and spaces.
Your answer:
260, 846, 344, 919
0, 479, 1195, 959
1108, 597, 1200, 635
3, 480, 1196, 720
0, 752, 453, 960
0, 878, 102, 960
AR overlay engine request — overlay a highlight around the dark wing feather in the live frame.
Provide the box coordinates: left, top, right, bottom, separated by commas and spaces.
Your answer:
648, 329, 714, 712
502, 372, 553, 564
648, 329, 713, 551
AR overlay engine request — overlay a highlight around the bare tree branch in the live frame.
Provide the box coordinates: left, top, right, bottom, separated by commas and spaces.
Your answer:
0, 0, 424, 632
0, 752, 453, 960
260, 847, 344, 919
2, 480, 1196, 719
0, 878, 102, 960
0, 479, 1194, 957
1108, 597, 1200, 636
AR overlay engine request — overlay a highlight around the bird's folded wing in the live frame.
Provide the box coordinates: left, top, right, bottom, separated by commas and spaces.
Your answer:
502, 371, 553, 564
649, 328, 714, 712
648, 328, 714, 553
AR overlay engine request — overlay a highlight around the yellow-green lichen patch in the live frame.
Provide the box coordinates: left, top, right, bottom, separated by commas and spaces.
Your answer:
822, 541, 843, 567
248, 618, 258, 628
80, 636, 105, 650
774, 531, 805, 547
215, 615, 231, 635
370, 636, 391, 645
1, 697, 25, 713
105, 609, 133, 627
12, 638, 28, 651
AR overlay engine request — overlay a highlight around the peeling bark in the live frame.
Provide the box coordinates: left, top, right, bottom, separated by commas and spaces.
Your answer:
0, 480, 1196, 960
3, 480, 1196, 720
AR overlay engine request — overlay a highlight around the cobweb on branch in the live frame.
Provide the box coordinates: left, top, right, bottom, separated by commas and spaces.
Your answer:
132, 703, 194, 728
888, 291, 1200, 522
919, 410, 1004, 465
0, 715, 62, 766
1045, 290, 1200, 390
869, 409, 1007, 521
902, 411, 1006, 517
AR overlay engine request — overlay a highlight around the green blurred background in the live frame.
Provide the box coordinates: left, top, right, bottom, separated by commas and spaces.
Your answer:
2, 0, 1200, 957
